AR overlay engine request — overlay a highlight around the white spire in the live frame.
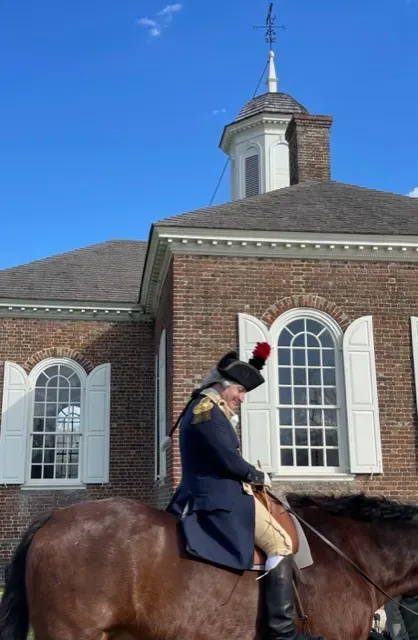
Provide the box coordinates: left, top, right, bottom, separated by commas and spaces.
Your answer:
267, 50, 278, 93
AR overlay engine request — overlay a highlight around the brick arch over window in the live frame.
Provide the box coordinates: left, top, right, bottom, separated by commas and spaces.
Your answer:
261, 294, 350, 330
23, 348, 95, 374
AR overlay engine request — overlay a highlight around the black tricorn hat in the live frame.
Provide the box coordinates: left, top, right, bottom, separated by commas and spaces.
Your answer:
216, 342, 271, 392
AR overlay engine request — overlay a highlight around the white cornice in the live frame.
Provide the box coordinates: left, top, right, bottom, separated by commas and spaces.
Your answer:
220, 113, 292, 153
0, 299, 149, 322
141, 226, 418, 315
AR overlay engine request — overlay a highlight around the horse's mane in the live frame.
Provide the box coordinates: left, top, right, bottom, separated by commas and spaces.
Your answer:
287, 492, 418, 522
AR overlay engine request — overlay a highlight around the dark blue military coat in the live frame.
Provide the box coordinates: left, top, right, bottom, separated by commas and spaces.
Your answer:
167, 393, 265, 571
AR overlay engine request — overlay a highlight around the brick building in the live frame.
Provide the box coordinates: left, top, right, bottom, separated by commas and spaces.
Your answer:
1, 51, 418, 574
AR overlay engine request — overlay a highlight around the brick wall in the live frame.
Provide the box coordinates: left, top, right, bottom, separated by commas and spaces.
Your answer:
0, 317, 155, 576
166, 254, 418, 502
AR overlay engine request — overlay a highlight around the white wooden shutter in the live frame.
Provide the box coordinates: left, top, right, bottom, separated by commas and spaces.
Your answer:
411, 318, 418, 408
84, 363, 111, 483
158, 330, 167, 478
343, 316, 382, 474
0, 362, 29, 484
238, 313, 276, 472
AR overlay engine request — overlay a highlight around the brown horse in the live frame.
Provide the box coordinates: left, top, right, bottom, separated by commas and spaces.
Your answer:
0, 492, 417, 640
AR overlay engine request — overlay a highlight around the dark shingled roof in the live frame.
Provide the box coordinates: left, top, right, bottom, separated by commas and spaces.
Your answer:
236, 92, 308, 121
0, 240, 147, 304
156, 181, 418, 235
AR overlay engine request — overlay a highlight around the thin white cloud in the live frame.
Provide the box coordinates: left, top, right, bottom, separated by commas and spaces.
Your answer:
137, 17, 158, 27
137, 4, 183, 38
158, 4, 183, 16
212, 108, 227, 116
408, 187, 418, 197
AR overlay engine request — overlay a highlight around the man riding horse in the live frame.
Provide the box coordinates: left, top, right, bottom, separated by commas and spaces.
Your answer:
167, 343, 326, 640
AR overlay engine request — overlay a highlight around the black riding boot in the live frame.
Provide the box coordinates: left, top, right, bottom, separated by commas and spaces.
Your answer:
264, 555, 326, 640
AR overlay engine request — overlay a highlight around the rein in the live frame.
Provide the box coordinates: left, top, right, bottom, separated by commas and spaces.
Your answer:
278, 495, 418, 618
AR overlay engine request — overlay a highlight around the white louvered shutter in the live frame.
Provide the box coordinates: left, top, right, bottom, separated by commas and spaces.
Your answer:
0, 362, 29, 484
238, 313, 276, 472
83, 363, 111, 483
245, 155, 260, 197
158, 330, 167, 479
343, 316, 382, 474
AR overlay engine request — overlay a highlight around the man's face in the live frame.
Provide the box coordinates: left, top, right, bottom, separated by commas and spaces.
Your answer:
219, 383, 247, 412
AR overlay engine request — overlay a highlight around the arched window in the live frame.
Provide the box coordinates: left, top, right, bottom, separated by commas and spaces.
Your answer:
31, 363, 83, 481
0, 357, 111, 487
275, 314, 344, 472
238, 311, 382, 477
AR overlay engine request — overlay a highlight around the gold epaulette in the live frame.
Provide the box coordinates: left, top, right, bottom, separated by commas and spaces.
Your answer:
191, 397, 214, 424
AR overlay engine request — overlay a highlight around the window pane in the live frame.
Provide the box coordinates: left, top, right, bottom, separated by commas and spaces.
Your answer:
278, 329, 292, 347
293, 335, 305, 347
44, 449, 55, 464
325, 429, 339, 447
307, 334, 319, 347
326, 450, 339, 466
69, 373, 81, 388
307, 350, 320, 366
310, 429, 323, 446
293, 369, 306, 385
306, 320, 323, 334
279, 388, 292, 404
295, 429, 308, 446
43, 465, 54, 479
324, 409, 337, 426
279, 409, 292, 425
31, 465, 42, 479
324, 388, 337, 405
294, 409, 307, 426
46, 387, 58, 403
312, 450, 324, 466
33, 418, 44, 432
296, 449, 309, 466
287, 320, 305, 334
59, 388, 70, 404
309, 388, 322, 405
33, 434, 43, 448
308, 369, 321, 385
279, 368, 291, 385
35, 388, 46, 402
293, 350, 305, 366
320, 331, 334, 348
60, 365, 76, 378
278, 349, 290, 366
281, 449, 294, 466
280, 429, 293, 446
32, 449, 42, 464
294, 388, 307, 405
309, 409, 322, 426
36, 373, 49, 387
44, 366, 58, 378
322, 350, 335, 367
323, 369, 336, 386
34, 403, 44, 417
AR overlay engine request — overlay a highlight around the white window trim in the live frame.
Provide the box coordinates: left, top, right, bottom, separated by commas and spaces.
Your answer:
25, 357, 87, 489
269, 308, 352, 479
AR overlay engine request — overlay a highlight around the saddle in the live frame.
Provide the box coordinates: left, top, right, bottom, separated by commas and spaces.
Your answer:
252, 488, 300, 568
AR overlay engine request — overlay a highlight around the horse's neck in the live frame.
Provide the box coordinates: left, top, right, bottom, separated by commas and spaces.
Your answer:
358, 521, 418, 604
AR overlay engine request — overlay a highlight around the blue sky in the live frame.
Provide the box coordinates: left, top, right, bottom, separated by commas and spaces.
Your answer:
1, 0, 417, 269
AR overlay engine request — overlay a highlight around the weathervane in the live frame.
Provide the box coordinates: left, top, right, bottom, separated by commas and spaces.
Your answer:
253, 2, 284, 49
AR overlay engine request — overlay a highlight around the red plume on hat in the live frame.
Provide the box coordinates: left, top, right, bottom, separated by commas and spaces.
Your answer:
248, 342, 271, 371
